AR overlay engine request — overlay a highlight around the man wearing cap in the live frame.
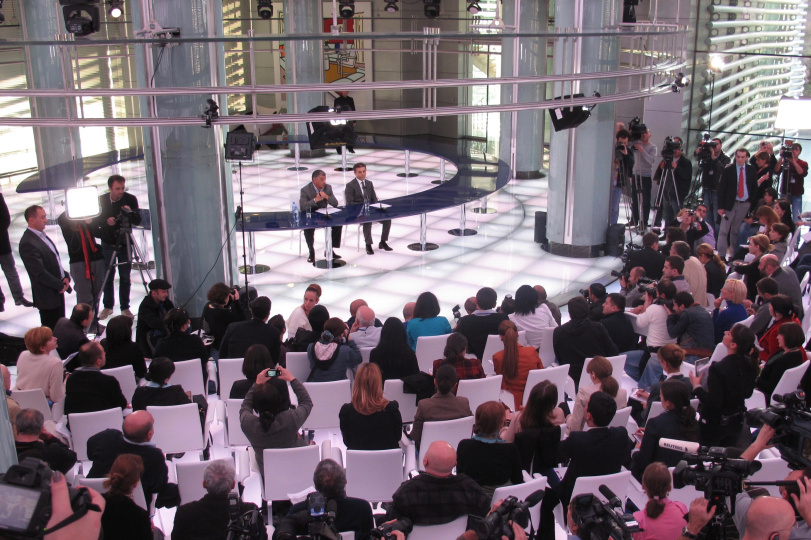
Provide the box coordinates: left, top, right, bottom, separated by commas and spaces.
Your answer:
136, 279, 174, 356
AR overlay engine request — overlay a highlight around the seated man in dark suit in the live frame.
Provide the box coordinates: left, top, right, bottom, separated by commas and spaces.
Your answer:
410, 364, 473, 448
14, 408, 76, 474
600, 293, 638, 354
539, 391, 632, 540
172, 460, 259, 540
87, 410, 179, 507
219, 296, 281, 364
53, 303, 92, 362
454, 287, 508, 359
64, 342, 127, 415
285, 459, 374, 539
553, 297, 619, 385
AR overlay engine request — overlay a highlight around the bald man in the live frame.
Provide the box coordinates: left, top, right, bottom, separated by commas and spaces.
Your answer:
86, 410, 179, 506
390, 441, 489, 525
743, 497, 796, 540
534, 284, 562, 325
346, 298, 382, 329
349, 305, 382, 347
402, 302, 416, 326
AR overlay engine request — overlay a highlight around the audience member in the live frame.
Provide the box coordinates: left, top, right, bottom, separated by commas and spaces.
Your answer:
690, 323, 758, 447
631, 463, 689, 540
692, 204, 716, 248
135, 278, 174, 356
756, 321, 806, 399
409, 364, 472, 448
463, 297, 477, 316
671, 240, 708, 307
731, 234, 772, 302
172, 460, 259, 540
52, 303, 92, 360
760, 254, 804, 318
346, 298, 383, 328
153, 308, 209, 379
348, 305, 382, 347
618, 267, 646, 307
286, 283, 322, 337
307, 318, 362, 382
586, 283, 607, 321
390, 440, 490, 525
339, 363, 402, 450
286, 304, 329, 353
14, 408, 76, 473
219, 296, 281, 364
455, 287, 509, 359
748, 277, 780, 336
758, 295, 801, 361
636, 343, 692, 419
101, 315, 147, 378
769, 223, 791, 263
406, 291, 452, 350
456, 401, 523, 497
631, 280, 678, 381
508, 285, 557, 346
267, 314, 288, 368
666, 291, 715, 360
712, 279, 749, 343
623, 232, 665, 280
64, 342, 127, 415
369, 317, 419, 381
499, 295, 516, 315
131, 357, 193, 410
695, 243, 726, 298
432, 332, 484, 380
13, 326, 64, 403
662, 256, 690, 293
229, 345, 289, 410
600, 293, 638, 355
566, 356, 627, 432
534, 285, 562, 325
775, 199, 797, 234
402, 302, 416, 327
240, 365, 312, 475
201, 282, 245, 359
492, 320, 542, 407
553, 296, 618, 384
101, 454, 152, 540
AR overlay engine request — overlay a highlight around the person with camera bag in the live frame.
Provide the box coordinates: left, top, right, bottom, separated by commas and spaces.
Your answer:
695, 137, 730, 235
611, 129, 635, 226
689, 323, 758, 447
776, 142, 808, 221
93, 174, 141, 320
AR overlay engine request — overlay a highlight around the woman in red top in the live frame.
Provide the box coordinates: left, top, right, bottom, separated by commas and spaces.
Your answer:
432, 333, 484, 380
492, 320, 543, 409
758, 295, 801, 361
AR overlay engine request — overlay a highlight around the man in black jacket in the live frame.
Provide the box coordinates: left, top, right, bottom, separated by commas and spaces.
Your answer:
93, 175, 141, 320
14, 408, 76, 474
610, 129, 635, 226
655, 136, 693, 227
0, 192, 32, 310
600, 293, 638, 354
622, 232, 665, 280
219, 296, 281, 364
53, 303, 92, 361
64, 342, 127, 415
454, 287, 508, 359
135, 279, 175, 356
716, 148, 758, 258
553, 297, 619, 384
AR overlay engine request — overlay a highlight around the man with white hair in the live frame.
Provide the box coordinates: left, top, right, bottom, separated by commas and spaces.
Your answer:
172, 460, 258, 540
349, 305, 382, 347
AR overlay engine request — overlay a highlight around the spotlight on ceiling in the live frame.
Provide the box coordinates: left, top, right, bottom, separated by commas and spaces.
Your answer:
257, 0, 273, 20
709, 54, 726, 72
423, 0, 440, 18
59, 0, 101, 37
339, 0, 355, 18
107, 0, 123, 18
384, 0, 398, 13
467, 1, 482, 14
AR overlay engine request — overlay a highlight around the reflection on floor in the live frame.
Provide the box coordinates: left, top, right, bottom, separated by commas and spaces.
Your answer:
0, 145, 626, 337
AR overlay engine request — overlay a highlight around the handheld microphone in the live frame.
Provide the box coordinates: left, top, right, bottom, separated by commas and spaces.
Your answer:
598, 485, 623, 509
659, 438, 701, 454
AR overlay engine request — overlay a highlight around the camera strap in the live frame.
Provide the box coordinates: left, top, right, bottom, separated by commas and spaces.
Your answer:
42, 489, 102, 536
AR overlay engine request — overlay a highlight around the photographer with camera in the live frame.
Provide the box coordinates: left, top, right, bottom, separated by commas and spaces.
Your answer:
611, 129, 635, 226
617, 267, 647, 307
201, 283, 245, 361
630, 280, 678, 386
717, 149, 758, 259
776, 143, 808, 221
623, 232, 666, 280
632, 125, 657, 229
93, 174, 141, 321
694, 137, 730, 235
655, 136, 692, 227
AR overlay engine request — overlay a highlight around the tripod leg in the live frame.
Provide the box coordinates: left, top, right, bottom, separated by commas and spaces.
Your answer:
126, 232, 154, 296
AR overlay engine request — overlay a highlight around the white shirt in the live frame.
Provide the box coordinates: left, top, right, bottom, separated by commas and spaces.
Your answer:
635, 304, 677, 347
509, 305, 558, 333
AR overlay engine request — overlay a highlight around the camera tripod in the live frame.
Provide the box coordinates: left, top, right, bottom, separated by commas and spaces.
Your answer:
651, 159, 680, 228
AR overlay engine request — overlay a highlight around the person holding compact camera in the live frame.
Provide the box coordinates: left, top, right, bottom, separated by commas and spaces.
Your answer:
618, 267, 646, 307
93, 174, 141, 321
694, 137, 730, 235
610, 129, 635, 226
631, 280, 678, 381
776, 142, 809, 221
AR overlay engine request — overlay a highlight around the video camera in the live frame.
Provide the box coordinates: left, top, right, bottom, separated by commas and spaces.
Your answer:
621, 243, 642, 264
610, 269, 654, 285
660, 136, 681, 163
628, 117, 647, 142
781, 142, 795, 161
697, 133, 718, 164
370, 518, 412, 539
570, 486, 641, 540
747, 390, 811, 469
0, 458, 98, 539
226, 493, 268, 540
273, 493, 340, 540
672, 446, 761, 514
476, 490, 544, 540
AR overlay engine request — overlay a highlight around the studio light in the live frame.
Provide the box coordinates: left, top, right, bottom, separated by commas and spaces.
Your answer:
467, 1, 482, 14
423, 0, 440, 18
107, 0, 123, 18
775, 96, 811, 130
339, 0, 355, 18
709, 54, 726, 72
65, 187, 101, 220
60, 0, 101, 37
257, 0, 273, 20
384, 1, 398, 13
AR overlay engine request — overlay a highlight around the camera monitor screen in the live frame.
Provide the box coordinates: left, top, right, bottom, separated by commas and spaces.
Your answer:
0, 484, 42, 532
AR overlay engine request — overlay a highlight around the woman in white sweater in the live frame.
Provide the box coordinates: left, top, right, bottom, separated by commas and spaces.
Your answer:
14, 326, 64, 403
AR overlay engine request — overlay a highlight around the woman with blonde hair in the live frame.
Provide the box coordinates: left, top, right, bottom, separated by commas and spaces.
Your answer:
101, 454, 152, 540
712, 279, 748, 342
13, 327, 64, 403
339, 363, 402, 450
730, 234, 772, 302
492, 320, 543, 408
287, 283, 322, 337
631, 462, 688, 540
566, 356, 628, 432
695, 243, 726, 298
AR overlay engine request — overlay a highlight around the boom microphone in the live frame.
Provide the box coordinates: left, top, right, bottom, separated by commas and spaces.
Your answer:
598, 485, 623, 509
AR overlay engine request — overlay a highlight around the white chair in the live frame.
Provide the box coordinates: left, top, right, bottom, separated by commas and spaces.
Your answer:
457, 375, 503, 414
383, 379, 419, 423
262, 445, 321, 501
481, 335, 505, 367
746, 390, 768, 410
68, 407, 124, 462
302, 380, 351, 430
217, 358, 245, 399
626, 312, 648, 336
415, 334, 451, 374
491, 476, 548, 532
418, 417, 474, 470
359, 347, 374, 364
102, 365, 138, 403
579, 355, 627, 391
769, 362, 810, 404
345, 449, 405, 502
739, 315, 756, 328
225, 399, 251, 447
537, 327, 557, 365
523, 329, 546, 349
748, 457, 792, 497
524, 366, 568, 407
147, 403, 206, 456
172, 358, 206, 397
176, 457, 237, 504
286, 352, 311, 382
11, 388, 52, 420
607, 406, 632, 429
407, 515, 468, 540
705, 294, 716, 311
570, 470, 633, 505
78, 477, 149, 510
708, 342, 728, 364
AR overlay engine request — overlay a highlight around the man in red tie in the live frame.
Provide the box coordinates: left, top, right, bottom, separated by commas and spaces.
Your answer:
717, 148, 757, 259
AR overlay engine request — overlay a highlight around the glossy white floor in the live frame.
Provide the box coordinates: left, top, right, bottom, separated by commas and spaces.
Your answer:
0, 144, 626, 336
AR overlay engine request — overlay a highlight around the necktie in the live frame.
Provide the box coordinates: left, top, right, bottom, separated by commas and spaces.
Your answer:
361, 182, 367, 202
737, 167, 744, 199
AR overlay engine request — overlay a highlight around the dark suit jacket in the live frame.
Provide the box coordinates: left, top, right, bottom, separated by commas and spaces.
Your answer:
553, 319, 619, 382
623, 246, 665, 280
559, 426, 631, 504
64, 368, 127, 415
19, 229, 69, 310
718, 162, 758, 211
0, 193, 12, 255
600, 311, 638, 353
694, 353, 757, 423
299, 182, 339, 213
632, 409, 688, 479
172, 493, 260, 540
219, 318, 281, 364
53, 317, 89, 361
455, 312, 509, 359
345, 178, 379, 205
410, 393, 472, 447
